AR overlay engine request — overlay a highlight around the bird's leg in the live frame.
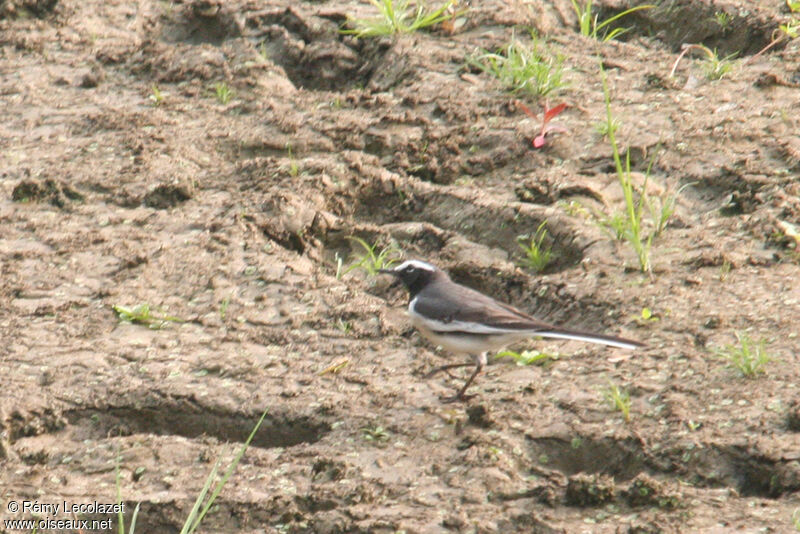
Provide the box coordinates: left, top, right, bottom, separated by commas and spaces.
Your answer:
440, 353, 486, 403
424, 362, 473, 379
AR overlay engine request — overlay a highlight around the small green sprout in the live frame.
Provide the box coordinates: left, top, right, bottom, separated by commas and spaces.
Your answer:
495, 349, 558, 366
340, 0, 460, 38
517, 221, 553, 273
559, 200, 590, 218
701, 48, 737, 80
646, 182, 693, 238
116, 456, 141, 533
669, 44, 737, 80
286, 143, 299, 177
602, 382, 632, 422
219, 297, 230, 319
594, 115, 620, 139
719, 258, 732, 282
468, 33, 566, 98
213, 82, 233, 104
634, 307, 659, 326
595, 211, 628, 241
344, 237, 403, 276
149, 85, 165, 106
779, 18, 800, 39
113, 304, 183, 330
361, 425, 390, 443
334, 252, 345, 280
715, 331, 773, 378
713, 11, 731, 30
571, 0, 654, 42
335, 319, 352, 334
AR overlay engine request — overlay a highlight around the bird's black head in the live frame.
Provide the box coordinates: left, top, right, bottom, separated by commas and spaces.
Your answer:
379, 260, 440, 298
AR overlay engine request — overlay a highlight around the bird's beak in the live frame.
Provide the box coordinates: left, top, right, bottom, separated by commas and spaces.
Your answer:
378, 268, 401, 289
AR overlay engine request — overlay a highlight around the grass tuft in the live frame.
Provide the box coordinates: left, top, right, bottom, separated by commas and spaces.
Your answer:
716, 331, 773, 378
701, 48, 737, 80
213, 82, 233, 105
599, 65, 652, 272
149, 85, 165, 106
468, 32, 566, 98
594, 114, 620, 139
344, 237, 403, 276
362, 425, 390, 444
713, 11, 731, 30
602, 382, 632, 422
286, 143, 299, 177
340, 0, 460, 38
113, 304, 183, 330
594, 66, 691, 272
571, 0, 654, 42
517, 221, 553, 273
647, 182, 692, 238
669, 44, 737, 80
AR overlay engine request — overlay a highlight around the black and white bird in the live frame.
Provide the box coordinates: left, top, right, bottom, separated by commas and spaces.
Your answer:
380, 260, 644, 402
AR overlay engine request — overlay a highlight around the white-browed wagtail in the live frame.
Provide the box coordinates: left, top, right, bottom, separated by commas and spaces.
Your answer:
380, 260, 644, 402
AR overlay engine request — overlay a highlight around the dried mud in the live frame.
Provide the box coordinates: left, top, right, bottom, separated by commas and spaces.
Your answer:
2, 0, 800, 532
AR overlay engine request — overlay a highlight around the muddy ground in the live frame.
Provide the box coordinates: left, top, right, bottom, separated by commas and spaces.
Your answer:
2, 0, 800, 532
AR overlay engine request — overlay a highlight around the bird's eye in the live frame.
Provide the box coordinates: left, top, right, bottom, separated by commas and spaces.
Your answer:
407, 267, 416, 273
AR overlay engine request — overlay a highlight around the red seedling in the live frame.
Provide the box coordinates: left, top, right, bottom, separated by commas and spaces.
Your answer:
516, 100, 568, 148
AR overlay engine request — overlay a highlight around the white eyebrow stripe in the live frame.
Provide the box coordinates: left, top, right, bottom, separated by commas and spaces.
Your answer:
394, 260, 436, 272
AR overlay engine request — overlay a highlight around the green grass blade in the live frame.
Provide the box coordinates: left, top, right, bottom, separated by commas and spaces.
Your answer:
571, 0, 593, 35
602, 27, 629, 42
185, 408, 269, 533
115, 454, 126, 534
600, 62, 649, 272
128, 503, 140, 534
594, 5, 654, 33
180, 456, 222, 534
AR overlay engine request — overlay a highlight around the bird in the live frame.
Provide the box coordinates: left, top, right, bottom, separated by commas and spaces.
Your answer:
379, 260, 644, 402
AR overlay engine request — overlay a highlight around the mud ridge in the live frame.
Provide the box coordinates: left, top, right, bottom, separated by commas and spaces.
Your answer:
64, 404, 330, 449
529, 435, 800, 498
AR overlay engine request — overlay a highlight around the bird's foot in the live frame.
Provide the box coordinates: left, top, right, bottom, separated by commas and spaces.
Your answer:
439, 392, 477, 404
424, 363, 472, 379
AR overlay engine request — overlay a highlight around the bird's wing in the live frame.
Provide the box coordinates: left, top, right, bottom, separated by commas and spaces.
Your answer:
412, 279, 645, 350
412, 280, 551, 334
